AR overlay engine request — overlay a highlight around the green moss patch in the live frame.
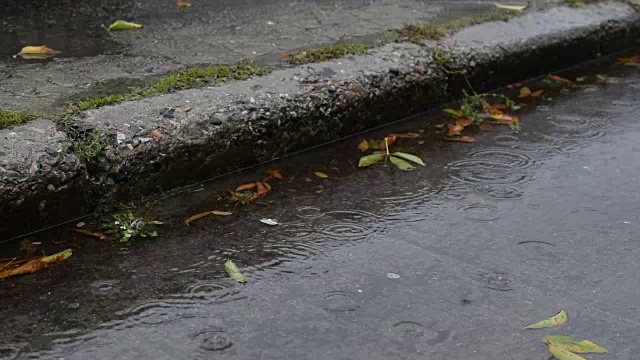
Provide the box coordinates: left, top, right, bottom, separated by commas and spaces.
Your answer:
0, 108, 37, 129
392, 10, 516, 43
286, 44, 369, 65
69, 62, 270, 113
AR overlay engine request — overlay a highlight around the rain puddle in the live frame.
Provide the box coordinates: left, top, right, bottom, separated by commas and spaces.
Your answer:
1, 51, 640, 359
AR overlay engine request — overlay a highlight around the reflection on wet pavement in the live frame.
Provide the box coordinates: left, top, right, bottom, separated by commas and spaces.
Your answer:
1, 62, 640, 359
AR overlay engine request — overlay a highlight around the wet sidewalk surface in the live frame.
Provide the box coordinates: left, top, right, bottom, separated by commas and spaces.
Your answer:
0, 0, 524, 115
2, 63, 640, 359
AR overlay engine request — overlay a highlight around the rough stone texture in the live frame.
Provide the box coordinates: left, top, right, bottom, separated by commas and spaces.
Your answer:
75, 2, 640, 201
0, 120, 87, 239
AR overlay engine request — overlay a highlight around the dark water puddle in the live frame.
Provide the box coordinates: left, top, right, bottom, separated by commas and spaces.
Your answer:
1, 52, 640, 358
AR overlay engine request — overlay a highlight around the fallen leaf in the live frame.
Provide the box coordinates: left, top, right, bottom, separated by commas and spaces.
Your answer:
541, 337, 608, 354
616, 55, 640, 64
548, 74, 574, 85
357, 140, 369, 152
548, 343, 586, 360
176, 0, 192, 7
260, 218, 279, 226
379, 136, 397, 151
231, 190, 255, 204
447, 124, 463, 136
236, 183, 256, 192
443, 108, 462, 118
531, 89, 544, 98
265, 169, 283, 179
359, 152, 386, 167
151, 129, 163, 143
16, 45, 61, 59
107, 20, 143, 31
314, 171, 329, 179
225, 259, 246, 283
445, 136, 476, 143
184, 210, 232, 225
389, 156, 415, 171
76, 228, 109, 240
389, 133, 420, 139
486, 103, 508, 110
494, 3, 527, 11
367, 139, 381, 150
455, 118, 473, 127
596, 74, 606, 81
255, 181, 269, 196
524, 309, 567, 329
76, 222, 85, 228
492, 114, 519, 125
479, 122, 495, 131
391, 152, 425, 166
263, 181, 272, 193
0, 249, 72, 279
519, 87, 532, 98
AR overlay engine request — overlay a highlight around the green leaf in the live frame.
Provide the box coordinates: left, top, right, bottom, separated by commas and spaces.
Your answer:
107, 20, 143, 31
542, 337, 608, 354
391, 152, 425, 166
596, 74, 606, 81
548, 343, 586, 360
367, 140, 380, 150
524, 309, 567, 329
389, 155, 415, 171
314, 171, 329, 179
225, 259, 246, 283
358, 152, 386, 167
494, 3, 527, 11
41, 249, 73, 263
442, 108, 461, 118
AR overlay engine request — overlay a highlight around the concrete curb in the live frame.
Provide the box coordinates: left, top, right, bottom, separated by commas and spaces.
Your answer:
2, 2, 639, 239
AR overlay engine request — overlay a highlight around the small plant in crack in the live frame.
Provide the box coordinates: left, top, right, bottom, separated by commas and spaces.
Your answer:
106, 210, 158, 243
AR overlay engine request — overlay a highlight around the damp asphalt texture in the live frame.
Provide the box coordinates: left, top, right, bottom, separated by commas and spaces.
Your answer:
0, 0, 520, 115
1, 61, 640, 359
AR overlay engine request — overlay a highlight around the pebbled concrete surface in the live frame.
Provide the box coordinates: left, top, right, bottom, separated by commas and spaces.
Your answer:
0, 0, 507, 116
0, 120, 87, 237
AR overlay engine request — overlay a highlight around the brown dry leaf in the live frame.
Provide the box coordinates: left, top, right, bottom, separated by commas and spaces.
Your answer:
495, 114, 519, 125
151, 129, 163, 143
616, 55, 640, 64
236, 183, 256, 192
447, 124, 463, 136
76, 228, 109, 240
389, 133, 420, 139
455, 119, 473, 127
479, 122, 495, 131
445, 136, 476, 143
176, 0, 192, 7
379, 136, 397, 151
357, 140, 369, 152
184, 210, 232, 225
530, 89, 544, 98
0, 249, 72, 279
548, 74, 574, 84
263, 181, 272, 192
519, 87, 532, 98
486, 103, 508, 111
255, 181, 269, 196
265, 169, 283, 179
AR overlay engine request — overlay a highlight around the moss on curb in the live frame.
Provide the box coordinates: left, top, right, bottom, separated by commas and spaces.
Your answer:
286, 44, 369, 65
391, 10, 516, 43
68, 61, 271, 113
0, 108, 37, 129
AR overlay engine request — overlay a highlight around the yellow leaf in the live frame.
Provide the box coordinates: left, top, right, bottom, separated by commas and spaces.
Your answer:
541, 337, 608, 353
184, 210, 232, 225
176, 0, 192, 7
107, 20, 143, 31
519, 86, 532, 98
524, 309, 567, 329
357, 140, 369, 152
225, 259, 246, 283
16, 46, 61, 59
314, 171, 329, 179
494, 3, 527, 11
548, 343, 586, 360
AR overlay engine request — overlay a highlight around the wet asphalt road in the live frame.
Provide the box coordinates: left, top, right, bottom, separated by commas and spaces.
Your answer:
0, 0, 547, 115
2, 61, 640, 359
